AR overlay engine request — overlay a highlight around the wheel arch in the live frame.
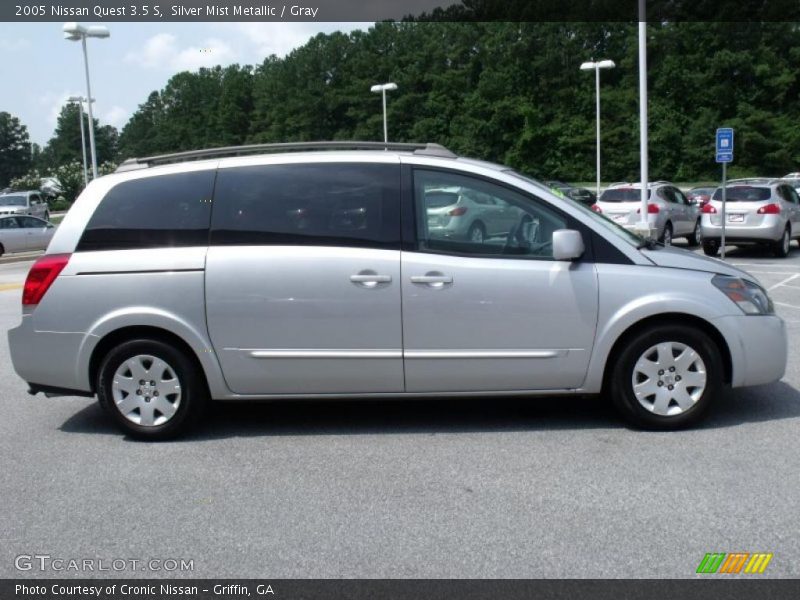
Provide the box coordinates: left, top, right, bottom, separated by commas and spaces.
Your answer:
600, 313, 733, 394
88, 326, 208, 395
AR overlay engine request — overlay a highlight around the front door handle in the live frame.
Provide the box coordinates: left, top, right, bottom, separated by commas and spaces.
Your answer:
410, 273, 453, 288
350, 272, 392, 288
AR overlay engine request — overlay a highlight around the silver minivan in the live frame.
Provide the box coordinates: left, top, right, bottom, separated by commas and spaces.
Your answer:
8, 142, 787, 439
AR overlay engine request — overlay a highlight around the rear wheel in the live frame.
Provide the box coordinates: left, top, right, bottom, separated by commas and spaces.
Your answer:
687, 220, 702, 246
97, 338, 207, 440
0, 243, 4, 257
702, 240, 719, 256
773, 226, 791, 258
659, 222, 673, 245
609, 324, 722, 430
467, 222, 486, 244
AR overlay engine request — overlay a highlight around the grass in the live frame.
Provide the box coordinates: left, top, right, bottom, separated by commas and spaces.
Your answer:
50, 215, 64, 225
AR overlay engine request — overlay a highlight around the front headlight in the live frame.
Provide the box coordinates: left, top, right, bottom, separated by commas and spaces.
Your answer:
712, 275, 774, 315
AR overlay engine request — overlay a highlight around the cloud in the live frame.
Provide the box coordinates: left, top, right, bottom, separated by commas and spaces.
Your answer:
233, 23, 365, 60
102, 105, 129, 128
125, 33, 236, 71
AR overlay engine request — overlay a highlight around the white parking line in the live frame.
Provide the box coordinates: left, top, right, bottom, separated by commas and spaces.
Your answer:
768, 274, 800, 290
775, 301, 800, 310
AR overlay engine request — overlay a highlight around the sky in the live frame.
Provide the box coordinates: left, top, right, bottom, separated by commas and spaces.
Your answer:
0, 22, 367, 146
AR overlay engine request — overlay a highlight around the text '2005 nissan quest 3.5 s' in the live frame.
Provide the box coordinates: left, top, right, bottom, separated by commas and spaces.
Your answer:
8, 142, 788, 439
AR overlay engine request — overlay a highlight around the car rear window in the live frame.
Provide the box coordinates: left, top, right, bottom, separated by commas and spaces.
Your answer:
77, 170, 215, 251
712, 187, 771, 202
0, 195, 26, 206
599, 188, 651, 202
425, 191, 460, 208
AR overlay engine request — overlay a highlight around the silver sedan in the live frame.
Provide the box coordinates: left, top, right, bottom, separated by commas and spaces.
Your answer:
0, 215, 56, 256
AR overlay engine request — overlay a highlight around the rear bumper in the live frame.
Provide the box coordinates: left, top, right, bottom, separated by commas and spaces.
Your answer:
701, 215, 785, 242
712, 314, 787, 387
8, 316, 93, 394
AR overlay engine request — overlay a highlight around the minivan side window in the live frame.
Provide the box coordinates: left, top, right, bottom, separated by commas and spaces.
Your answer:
413, 169, 567, 259
77, 170, 215, 251
210, 163, 400, 249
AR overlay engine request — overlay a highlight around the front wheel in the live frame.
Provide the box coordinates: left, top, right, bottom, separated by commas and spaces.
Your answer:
609, 325, 722, 430
97, 339, 207, 440
44, 211, 50, 221
687, 220, 702, 246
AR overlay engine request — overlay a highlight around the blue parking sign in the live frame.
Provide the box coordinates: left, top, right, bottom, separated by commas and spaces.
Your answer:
716, 128, 733, 163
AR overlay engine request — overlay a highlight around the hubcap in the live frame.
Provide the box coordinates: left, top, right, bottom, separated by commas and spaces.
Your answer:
111, 354, 182, 427
470, 227, 484, 243
664, 227, 672, 245
783, 230, 790, 253
695, 222, 702, 244
631, 341, 707, 416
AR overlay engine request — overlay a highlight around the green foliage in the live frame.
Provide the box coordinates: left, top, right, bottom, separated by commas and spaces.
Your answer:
0, 111, 32, 188
36, 104, 117, 173
116, 22, 800, 182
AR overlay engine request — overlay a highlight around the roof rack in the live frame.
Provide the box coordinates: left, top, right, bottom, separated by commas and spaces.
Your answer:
116, 141, 457, 172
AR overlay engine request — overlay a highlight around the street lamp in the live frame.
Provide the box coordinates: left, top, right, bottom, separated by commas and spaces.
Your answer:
370, 82, 398, 144
580, 59, 615, 199
67, 95, 93, 186
63, 22, 109, 180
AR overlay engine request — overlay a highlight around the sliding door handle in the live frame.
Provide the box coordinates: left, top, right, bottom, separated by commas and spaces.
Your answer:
410, 273, 453, 288
350, 273, 392, 288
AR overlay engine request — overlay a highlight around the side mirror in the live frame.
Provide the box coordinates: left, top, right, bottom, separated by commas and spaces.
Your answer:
552, 229, 585, 261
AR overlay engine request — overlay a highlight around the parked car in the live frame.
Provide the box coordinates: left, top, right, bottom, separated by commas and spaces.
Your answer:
424, 186, 522, 243
8, 142, 786, 439
701, 181, 800, 257
546, 181, 597, 206
0, 215, 56, 256
0, 191, 50, 220
592, 182, 702, 245
686, 187, 715, 208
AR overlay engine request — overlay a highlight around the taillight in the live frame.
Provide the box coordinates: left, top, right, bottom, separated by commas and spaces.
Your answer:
591, 204, 602, 213
448, 206, 467, 216
637, 203, 660, 214
757, 203, 781, 215
22, 254, 70, 306
702, 204, 717, 214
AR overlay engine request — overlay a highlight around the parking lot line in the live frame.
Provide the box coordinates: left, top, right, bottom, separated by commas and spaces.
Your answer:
0, 283, 23, 292
768, 274, 800, 290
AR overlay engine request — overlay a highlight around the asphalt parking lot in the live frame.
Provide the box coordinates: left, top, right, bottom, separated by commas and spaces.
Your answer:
0, 244, 799, 579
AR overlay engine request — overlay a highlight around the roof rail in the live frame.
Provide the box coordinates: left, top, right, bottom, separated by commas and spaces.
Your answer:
116, 141, 457, 172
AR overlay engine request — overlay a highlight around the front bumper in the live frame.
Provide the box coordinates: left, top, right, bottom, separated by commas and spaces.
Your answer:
712, 314, 787, 387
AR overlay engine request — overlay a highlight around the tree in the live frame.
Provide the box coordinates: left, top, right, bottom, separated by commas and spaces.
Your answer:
0, 112, 32, 188
39, 104, 118, 172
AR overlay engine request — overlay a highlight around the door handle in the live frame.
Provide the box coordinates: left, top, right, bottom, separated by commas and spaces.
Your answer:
410, 273, 453, 287
350, 273, 392, 288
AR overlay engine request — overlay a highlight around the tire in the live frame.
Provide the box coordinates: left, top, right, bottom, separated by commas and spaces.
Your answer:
44, 211, 50, 221
609, 324, 722, 430
686, 220, 702, 246
773, 226, 791, 258
659, 222, 673, 245
97, 338, 207, 440
0, 243, 4, 258
467, 222, 486, 244
702, 240, 719, 257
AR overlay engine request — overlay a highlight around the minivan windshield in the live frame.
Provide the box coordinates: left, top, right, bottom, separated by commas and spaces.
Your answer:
0, 195, 26, 206
599, 188, 652, 202
712, 186, 771, 202
506, 171, 645, 248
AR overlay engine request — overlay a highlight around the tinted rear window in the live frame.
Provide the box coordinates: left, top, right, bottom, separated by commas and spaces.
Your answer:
712, 187, 771, 202
599, 188, 651, 202
77, 170, 215, 251
0, 195, 26, 206
211, 163, 400, 249
425, 191, 460, 208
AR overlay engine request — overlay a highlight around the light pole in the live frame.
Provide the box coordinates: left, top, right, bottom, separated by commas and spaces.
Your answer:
370, 82, 397, 144
63, 22, 109, 180
580, 59, 615, 198
636, 0, 650, 237
67, 95, 92, 186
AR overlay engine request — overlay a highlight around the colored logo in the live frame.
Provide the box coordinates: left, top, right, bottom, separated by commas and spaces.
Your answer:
696, 552, 772, 574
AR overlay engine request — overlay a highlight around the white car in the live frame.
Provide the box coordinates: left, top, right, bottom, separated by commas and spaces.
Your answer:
0, 215, 56, 256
